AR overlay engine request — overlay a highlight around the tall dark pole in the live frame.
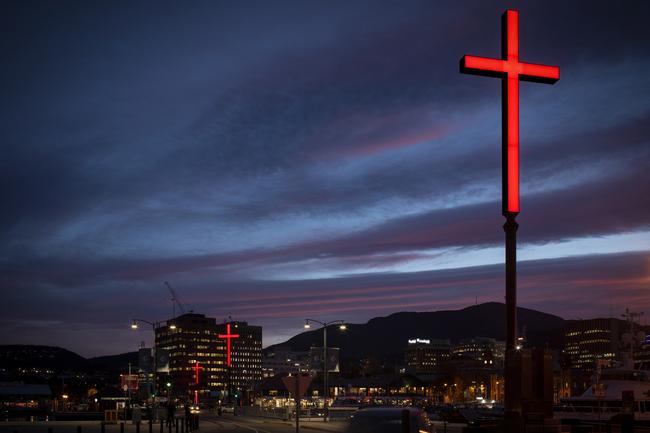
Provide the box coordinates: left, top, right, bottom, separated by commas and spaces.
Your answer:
152, 323, 158, 397
504, 215, 518, 351
459, 10, 559, 432
322, 325, 327, 422
132, 319, 160, 415
295, 378, 300, 433
305, 319, 345, 422
503, 214, 519, 419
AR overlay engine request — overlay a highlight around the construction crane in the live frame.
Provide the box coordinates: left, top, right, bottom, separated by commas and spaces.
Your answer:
165, 281, 186, 317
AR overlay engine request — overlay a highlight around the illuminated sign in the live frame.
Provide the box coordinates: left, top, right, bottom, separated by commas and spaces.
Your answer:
218, 323, 240, 367
460, 9, 559, 215
408, 338, 431, 344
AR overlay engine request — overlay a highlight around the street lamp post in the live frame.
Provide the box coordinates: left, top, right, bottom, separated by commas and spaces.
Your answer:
131, 319, 163, 396
304, 319, 347, 422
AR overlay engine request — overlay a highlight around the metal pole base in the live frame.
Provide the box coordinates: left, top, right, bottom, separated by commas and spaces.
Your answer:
503, 213, 519, 421
500, 411, 524, 433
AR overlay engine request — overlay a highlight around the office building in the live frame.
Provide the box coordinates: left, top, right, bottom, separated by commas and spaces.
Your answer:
215, 321, 263, 395
155, 313, 227, 400
452, 337, 505, 366
404, 338, 450, 373
153, 314, 262, 401
262, 346, 310, 378
563, 318, 621, 370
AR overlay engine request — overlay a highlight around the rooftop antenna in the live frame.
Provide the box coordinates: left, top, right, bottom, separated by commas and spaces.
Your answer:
621, 308, 644, 363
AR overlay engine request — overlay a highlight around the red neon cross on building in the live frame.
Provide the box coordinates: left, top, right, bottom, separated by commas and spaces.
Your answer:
460, 9, 559, 215
218, 323, 239, 367
194, 362, 202, 404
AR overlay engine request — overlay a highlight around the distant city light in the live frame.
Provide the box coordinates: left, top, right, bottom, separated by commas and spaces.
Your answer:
408, 338, 431, 344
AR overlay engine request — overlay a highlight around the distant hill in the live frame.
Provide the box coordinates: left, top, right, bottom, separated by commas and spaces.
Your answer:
266, 302, 566, 361
0, 303, 567, 371
0, 345, 137, 373
0, 345, 86, 371
86, 352, 139, 372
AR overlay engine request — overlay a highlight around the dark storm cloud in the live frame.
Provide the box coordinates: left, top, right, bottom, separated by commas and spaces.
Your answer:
1, 0, 649, 355
2, 0, 649, 231
2, 159, 648, 290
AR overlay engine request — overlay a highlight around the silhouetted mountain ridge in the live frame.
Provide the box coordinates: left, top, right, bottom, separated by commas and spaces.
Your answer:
0, 344, 137, 372
267, 302, 565, 361
2, 303, 566, 370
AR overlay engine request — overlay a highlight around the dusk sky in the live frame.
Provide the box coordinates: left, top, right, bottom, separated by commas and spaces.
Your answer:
1, 1, 649, 357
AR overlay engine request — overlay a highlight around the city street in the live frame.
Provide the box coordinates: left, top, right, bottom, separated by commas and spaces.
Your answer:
0, 416, 348, 433
0, 415, 473, 433
201, 415, 346, 433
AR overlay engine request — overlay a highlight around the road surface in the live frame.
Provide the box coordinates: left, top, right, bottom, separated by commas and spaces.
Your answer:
0, 415, 346, 433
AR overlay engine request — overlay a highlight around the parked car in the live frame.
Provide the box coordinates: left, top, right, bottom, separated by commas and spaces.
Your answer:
344, 407, 434, 433
221, 404, 235, 414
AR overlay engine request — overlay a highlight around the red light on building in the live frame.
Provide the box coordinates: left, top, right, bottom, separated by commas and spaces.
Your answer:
218, 323, 240, 367
460, 9, 559, 215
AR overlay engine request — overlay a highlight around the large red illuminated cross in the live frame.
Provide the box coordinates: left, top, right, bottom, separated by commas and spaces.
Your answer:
460, 9, 559, 215
218, 323, 239, 367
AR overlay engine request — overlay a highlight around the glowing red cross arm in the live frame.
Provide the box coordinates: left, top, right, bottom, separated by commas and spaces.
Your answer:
460, 10, 559, 215
218, 323, 240, 367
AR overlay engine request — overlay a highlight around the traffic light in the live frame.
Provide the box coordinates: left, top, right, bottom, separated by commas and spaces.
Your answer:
166, 382, 172, 388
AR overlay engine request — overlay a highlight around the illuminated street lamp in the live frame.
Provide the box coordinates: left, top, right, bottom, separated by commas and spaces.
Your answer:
303, 319, 347, 422
131, 318, 164, 395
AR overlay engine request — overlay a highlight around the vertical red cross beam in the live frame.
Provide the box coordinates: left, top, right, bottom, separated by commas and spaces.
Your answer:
194, 361, 202, 404
218, 323, 240, 367
459, 10, 559, 423
460, 9, 559, 215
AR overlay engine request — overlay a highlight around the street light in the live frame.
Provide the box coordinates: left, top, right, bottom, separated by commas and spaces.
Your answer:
304, 319, 347, 422
131, 318, 163, 396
